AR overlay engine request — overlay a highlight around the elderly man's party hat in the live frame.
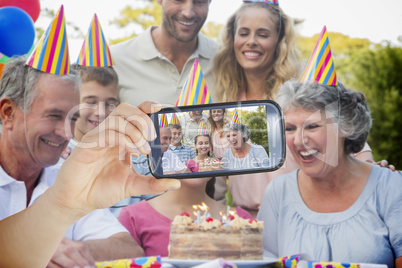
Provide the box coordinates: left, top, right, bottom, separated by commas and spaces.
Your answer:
159, 114, 169, 127
197, 121, 209, 136
175, 59, 212, 106
243, 0, 279, 5
170, 113, 180, 125
299, 26, 338, 86
76, 14, 114, 67
26, 5, 70, 75
231, 109, 241, 124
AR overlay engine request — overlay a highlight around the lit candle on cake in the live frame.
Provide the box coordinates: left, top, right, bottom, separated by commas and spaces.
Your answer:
220, 211, 225, 224
227, 210, 236, 225
200, 202, 209, 218
193, 205, 201, 227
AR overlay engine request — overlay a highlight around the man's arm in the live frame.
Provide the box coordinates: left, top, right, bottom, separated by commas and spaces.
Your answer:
83, 232, 144, 261
0, 102, 180, 268
47, 234, 144, 268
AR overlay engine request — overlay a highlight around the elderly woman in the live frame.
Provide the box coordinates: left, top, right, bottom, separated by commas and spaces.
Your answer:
257, 80, 402, 267
222, 123, 270, 170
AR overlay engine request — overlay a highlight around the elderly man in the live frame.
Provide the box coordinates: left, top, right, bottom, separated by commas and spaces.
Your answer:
111, 0, 217, 106
160, 127, 189, 174
0, 57, 143, 267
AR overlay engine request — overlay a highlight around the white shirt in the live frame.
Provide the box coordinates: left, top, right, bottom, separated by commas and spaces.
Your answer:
0, 163, 128, 240
179, 113, 209, 153
111, 26, 218, 107
162, 150, 187, 173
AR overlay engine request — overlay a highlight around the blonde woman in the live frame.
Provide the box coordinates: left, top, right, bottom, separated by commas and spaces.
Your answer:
212, 1, 374, 217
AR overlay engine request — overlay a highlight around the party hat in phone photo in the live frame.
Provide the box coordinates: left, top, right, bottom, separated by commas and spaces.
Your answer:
170, 113, 180, 125
231, 109, 241, 124
197, 121, 209, 135
159, 114, 169, 127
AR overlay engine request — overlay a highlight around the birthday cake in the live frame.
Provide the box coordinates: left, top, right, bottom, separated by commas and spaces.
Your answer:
198, 158, 224, 172
168, 212, 263, 260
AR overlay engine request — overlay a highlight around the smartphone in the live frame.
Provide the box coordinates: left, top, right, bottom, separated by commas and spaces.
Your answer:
147, 100, 285, 179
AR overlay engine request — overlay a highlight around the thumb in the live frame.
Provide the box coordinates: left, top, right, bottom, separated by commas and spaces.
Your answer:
126, 173, 181, 196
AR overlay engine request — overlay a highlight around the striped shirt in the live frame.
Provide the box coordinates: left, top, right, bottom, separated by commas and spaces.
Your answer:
169, 144, 196, 162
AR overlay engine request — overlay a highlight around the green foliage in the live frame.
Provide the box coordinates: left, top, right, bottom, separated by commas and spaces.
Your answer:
344, 45, 402, 168
242, 106, 269, 154
112, 1, 161, 31
297, 32, 371, 62
201, 21, 223, 40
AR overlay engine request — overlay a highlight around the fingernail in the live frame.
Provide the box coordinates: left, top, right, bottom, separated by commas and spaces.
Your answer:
142, 143, 151, 153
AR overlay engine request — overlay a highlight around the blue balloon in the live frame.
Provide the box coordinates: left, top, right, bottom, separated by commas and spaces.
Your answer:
0, 6, 35, 57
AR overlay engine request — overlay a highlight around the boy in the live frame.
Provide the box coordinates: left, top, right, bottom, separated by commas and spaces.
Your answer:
61, 65, 119, 155
169, 124, 196, 162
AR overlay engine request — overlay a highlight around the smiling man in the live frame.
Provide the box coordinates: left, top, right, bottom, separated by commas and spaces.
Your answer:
0, 57, 144, 267
111, 0, 217, 107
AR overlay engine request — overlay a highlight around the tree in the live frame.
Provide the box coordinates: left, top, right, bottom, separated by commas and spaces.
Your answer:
110, 0, 161, 44
297, 32, 373, 75
242, 106, 269, 154
343, 44, 402, 168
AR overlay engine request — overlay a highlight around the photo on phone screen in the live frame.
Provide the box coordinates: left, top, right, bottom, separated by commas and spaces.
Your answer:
147, 100, 285, 179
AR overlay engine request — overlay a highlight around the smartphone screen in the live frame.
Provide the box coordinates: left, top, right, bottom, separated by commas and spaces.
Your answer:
147, 100, 285, 179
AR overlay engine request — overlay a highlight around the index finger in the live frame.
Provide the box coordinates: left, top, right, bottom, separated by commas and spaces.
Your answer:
110, 102, 160, 141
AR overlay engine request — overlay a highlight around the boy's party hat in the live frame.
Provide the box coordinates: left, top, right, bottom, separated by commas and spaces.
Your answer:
26, 5, 70, 75
76, 14, 114, 67
243, 0, 279, 5
299, 26, 338, 86
197, 121, 209, 135
175, 59, 212, 106
159, 114, 169, 127
170, 113, 180, 125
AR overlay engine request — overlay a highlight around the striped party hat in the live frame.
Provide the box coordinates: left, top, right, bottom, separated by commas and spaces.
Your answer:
26, 5, 70, 75
175, 59, 212, 106
278, 254, 302, 268
299, 26, 337, 86
159, 114, 169, 127
243, 0, 279, 5
76, 14, 114, 67
170, 113, 180, 125
232, 109, 240, 124
197, 121, 208, 135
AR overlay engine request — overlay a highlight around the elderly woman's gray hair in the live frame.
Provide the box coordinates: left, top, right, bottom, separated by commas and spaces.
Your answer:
276, 80, 372, 155
224, 123, 251, 142
0, 56, 80, 120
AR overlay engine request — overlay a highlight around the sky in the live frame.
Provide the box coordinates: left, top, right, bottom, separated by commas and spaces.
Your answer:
36, 0, 402, 59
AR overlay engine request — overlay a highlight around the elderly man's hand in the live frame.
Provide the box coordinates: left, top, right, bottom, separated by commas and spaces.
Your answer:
46, 238, 94, 268
49, 101, 181, 217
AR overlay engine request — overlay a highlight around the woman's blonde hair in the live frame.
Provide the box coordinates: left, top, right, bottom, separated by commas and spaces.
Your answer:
207, 108, 229, 138
213, 3, 300, 102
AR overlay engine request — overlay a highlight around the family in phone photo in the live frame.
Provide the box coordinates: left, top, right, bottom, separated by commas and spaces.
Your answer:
158, 106, 271, 175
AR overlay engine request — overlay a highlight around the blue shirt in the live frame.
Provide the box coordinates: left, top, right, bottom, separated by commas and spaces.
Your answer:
109, 154, 156, 217
169, 144, 195, 162
257, 166, 402, 267
222, 144, 270, 170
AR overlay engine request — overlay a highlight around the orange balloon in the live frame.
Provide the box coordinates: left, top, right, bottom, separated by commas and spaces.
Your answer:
0, 62, 5, 78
